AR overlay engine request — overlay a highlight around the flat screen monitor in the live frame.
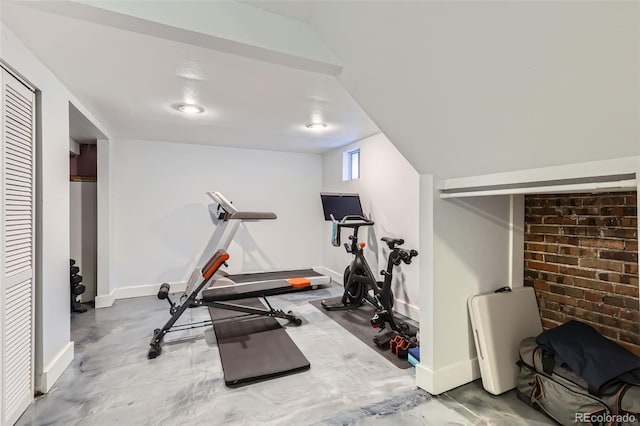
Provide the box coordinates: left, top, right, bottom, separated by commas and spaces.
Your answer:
320, 193, 363, 221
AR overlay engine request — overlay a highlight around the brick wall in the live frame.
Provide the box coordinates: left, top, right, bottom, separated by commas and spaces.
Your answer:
524, 192, 639, 355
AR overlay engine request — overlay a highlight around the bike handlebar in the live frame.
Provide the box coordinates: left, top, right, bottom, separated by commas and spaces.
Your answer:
396, 249, 419, 265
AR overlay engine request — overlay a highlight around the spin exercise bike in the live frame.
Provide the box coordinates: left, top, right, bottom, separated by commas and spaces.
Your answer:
320, 193, 418, 338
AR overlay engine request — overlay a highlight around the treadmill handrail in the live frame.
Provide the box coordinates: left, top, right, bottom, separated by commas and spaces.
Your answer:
209, 191, 276, 221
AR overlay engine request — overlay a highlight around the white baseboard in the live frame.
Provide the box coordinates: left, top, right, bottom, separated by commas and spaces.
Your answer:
95, 281, 187, 308
313, 266, 342, 284
94, 292, 115, 309
393, 298, 420, 321
416, 357, 480, 395
37, 341, 74, 393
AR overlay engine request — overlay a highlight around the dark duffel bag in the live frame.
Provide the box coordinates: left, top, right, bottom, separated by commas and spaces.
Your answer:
517, 337, 640, 426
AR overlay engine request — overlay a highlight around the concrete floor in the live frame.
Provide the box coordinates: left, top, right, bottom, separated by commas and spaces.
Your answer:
17, 284, 553, 425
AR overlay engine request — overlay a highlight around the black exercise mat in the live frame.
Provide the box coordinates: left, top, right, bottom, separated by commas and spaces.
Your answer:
209, 298, 310, 387
309, 297, 416, 369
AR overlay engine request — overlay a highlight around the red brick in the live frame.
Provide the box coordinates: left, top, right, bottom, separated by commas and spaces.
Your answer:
602, 217, 622, 227
559, 266, 597, 279
600, 207, 625, 216
563, 227, 600, 237
577, 217, 603, 226
562, 207, 599, 216
558, 246, 580, 256
550, 274, 575, 285
579, 238, 625, 250
621, 217, 638, 227
560, 304, 577, 316
525, 191, 638, 351
573, 278, 614, 292
529, 225, 562, 235
524, 252, 544, 261
600, 315, 622, 328
527, 261, 559, 273
545, 254, 579, 265
524, 234, 545, 243
577, 299, 618, 315
540, 309, 564, 322
617, 318, 639, 333
533, 281, 550, 292
564, 287, 584, 298
597, 273, 637, 284
619, 332, 640, 345
600, 250, 638, 263
598, 196, 627, 206
614, 285, 639, 297
584, 291, 603, 302
544, 217, 577, 225
619, 310, 640, 322
581, 197, 600, 206
525, 216, 543, 225
621, 218, 637, 228
529, 207, 562, 216
603, 295, 639, 310
579, 258, 625, 272
526, 243, 557, 253
602, 229, 637, 239
549, 284, 566, 295
579, 310, 601, 323
556, 236, 580, 245
543, 292, 578, 306
580, 248, 598, 257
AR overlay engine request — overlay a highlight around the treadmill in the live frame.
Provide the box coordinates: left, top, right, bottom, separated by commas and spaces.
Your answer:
184, 192, 330, 299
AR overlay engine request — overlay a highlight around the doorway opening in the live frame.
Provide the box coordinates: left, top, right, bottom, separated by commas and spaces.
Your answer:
68, 103, 104, 315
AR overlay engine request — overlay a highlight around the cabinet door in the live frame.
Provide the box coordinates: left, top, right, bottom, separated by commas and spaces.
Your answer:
1, 67, 36, 426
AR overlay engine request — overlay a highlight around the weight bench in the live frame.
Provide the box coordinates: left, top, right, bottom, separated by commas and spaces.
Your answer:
147, 249, 308, 359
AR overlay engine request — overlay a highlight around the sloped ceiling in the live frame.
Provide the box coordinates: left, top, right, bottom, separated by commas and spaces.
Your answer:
309, 1, 640, 177
1, 1, 378, 154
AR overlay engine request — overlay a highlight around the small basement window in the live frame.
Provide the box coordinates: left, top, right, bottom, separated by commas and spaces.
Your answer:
342, 148, 360, 181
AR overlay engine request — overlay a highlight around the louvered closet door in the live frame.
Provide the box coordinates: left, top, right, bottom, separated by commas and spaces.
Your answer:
1, 68, 36, 425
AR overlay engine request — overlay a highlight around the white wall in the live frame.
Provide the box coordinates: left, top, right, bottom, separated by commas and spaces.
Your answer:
109, 139, 323, 290
321, 133, 420, 319
416, 177, 513, 394
69, 181, 97, 302
1, 25, 111, 392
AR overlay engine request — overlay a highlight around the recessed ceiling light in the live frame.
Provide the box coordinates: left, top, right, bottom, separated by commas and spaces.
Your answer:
173, 103, 204, 114
306, 122, 327, 130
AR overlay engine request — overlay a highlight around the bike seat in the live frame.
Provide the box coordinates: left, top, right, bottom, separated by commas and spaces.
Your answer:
381, 237, 404, 249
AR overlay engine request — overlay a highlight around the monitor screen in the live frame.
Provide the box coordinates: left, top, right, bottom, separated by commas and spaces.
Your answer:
320, 193, 363, 221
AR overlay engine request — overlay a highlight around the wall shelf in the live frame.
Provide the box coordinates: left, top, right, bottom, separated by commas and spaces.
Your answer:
439, 157, 639, 199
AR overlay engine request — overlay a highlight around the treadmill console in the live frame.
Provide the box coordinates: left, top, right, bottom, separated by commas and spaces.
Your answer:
320, 193, 364, 221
